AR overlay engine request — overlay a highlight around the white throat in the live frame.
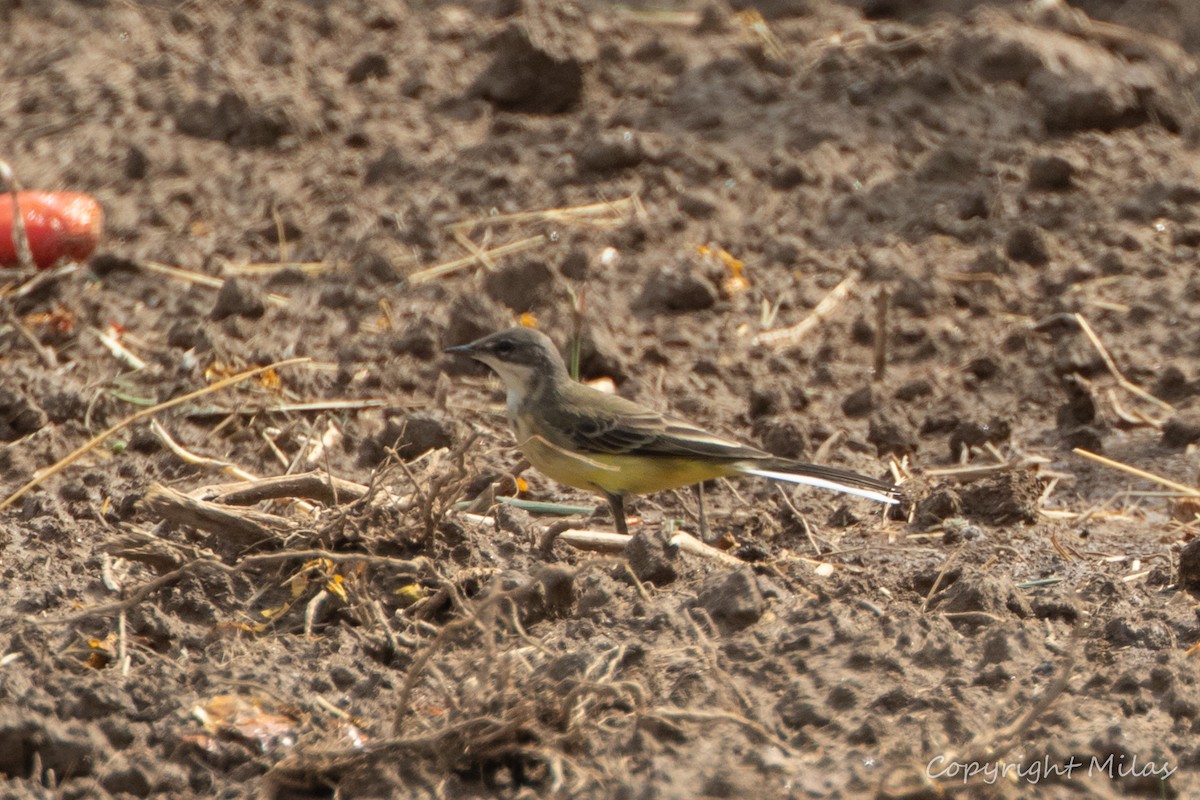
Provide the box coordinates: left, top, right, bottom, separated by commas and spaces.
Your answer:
477, 357, 537, 420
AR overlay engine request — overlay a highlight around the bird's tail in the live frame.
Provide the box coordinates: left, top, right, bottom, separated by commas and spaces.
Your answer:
738, 459, 901, 505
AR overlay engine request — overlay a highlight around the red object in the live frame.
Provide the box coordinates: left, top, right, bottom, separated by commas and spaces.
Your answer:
0, 191, 103, 268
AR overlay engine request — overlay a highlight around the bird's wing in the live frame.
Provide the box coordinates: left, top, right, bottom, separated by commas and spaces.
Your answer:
551, 383, 767, 460
539, 381, 900, 503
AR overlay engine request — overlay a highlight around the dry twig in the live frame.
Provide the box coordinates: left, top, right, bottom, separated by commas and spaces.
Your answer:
0, 159, 35, 272
407, 235, 546, 285
140, 483, 292, 547
151, 419, 258, 483
1073, 448, 1200, 498
197, 471, 375, 506
0, 357, 311, 512
551, 527, 746, 567
554, 529, 630, 552
0, 302, 58, 368
669, 531, 745, 566
445, 195, 640, 234
752, 274, 858, 347
92, 326, 147, 370
924, 454, 1050, 482
873, 286, 889, 380
140, 260, 290, 307
183, 398, 387, 419
1074, 313, 1173, 414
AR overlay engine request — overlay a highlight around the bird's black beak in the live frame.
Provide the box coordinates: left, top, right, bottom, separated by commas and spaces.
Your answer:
443, 342, 477, 356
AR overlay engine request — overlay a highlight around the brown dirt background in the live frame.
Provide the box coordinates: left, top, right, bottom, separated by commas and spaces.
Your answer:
3, 0, 1200, 797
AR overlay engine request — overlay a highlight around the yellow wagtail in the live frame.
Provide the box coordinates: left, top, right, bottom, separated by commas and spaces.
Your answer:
446, 327, 899, 537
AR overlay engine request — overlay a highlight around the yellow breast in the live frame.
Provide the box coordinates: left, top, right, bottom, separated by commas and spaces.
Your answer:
516, 423, 736, 496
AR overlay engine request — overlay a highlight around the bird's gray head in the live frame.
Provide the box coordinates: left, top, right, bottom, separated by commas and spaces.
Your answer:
444, 327, 568, 395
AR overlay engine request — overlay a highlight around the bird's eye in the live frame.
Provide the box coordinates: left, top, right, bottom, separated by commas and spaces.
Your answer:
493, 340, 514, 357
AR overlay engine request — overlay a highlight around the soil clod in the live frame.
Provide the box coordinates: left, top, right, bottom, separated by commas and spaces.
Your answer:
210, 279, 266, 321
697, 567, 764, 631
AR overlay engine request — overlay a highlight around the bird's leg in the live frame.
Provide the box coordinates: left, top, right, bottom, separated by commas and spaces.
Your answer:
603, 490, 628, 535
694, 482, 711, 543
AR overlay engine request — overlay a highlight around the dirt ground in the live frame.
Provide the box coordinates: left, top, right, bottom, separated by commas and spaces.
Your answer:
2, 0, 1200, 797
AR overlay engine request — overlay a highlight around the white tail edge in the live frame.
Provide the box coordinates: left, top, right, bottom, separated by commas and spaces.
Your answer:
740, 467, 899, 505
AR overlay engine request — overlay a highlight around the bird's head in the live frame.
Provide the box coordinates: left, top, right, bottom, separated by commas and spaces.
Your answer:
444, 327, 568, 394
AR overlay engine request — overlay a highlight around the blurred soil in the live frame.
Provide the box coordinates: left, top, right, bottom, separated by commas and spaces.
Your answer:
2, 0, 1200, 797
